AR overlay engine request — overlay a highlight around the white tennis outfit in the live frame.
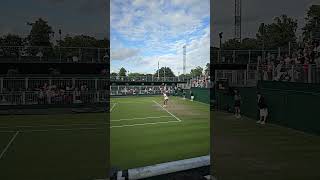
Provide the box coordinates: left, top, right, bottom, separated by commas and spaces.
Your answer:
164, 93, 169, 100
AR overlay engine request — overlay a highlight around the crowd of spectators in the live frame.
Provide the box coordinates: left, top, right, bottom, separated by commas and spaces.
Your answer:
190, 75, 211, 88
259, 42, 320, 82
111, 85, 177, 96
111, 76, 182, 82
0, 82, 109, 105
4, 67, 108, 76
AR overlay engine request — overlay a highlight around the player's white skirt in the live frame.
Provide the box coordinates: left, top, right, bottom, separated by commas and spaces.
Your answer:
260, 108, 268, 117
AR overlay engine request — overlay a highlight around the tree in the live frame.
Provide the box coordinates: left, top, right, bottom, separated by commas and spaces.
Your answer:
179, 73, 192, 80
223, 38, 241, 50
256, 15, 298, 50
27, 18, 54, 47
119, 67, 127, 77
302, 5, 320, 41
155, 67, 175, 77
110, 72, 118, 78
0, 34, 24, 46
241, 38, 260, 49
96, 38, 110, 48
60, 35, 98, 47
0, 34, 24, 57
128, 72, 144, 78
204, 63, 210, 76
222, 38, 259, 50
190, 66, 203, 77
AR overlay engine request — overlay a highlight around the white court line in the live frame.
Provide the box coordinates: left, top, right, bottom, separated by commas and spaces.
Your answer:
0, 123, 109, 129
266, 123, 318, 137
178, 97, 209, 106
0, 116, 173, 129
110, 120, 180, 128
110, 101, 151, 104
0, 116, 180, 132
0, 130, 17, 133
110, 103, 117, 112
111, 116, 172, 122
0, 131, 19, 160
19, 127, 107, 133
152, 100, 181, 122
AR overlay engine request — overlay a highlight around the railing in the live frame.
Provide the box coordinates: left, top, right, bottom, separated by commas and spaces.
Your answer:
0, 77, 108, 92
0, 90, 108, 105
187, 76, 211, 88
258, 64, 320, 83
0, 85, 177, 105
110, 86, 176, 96
212, 49, 285, 64
214, 63, 320, 87
0, 46, 109, 63
110, 76, 188, 82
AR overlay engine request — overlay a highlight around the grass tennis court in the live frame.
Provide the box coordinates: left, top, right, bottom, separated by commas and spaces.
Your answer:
110, 96, 210, 170
0, 96, 210, 179
213, 111, 320, 180
0, 113, 108, 180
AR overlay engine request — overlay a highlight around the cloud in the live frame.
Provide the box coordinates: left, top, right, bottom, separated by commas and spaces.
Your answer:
111, 0, 209, 74
111, 0, 209, 44
112, 27, 209, 74
111, 48, 139, 60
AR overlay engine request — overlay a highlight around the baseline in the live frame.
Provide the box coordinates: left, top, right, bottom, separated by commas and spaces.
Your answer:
152, 100, 181, 122
0, 131, 19, 160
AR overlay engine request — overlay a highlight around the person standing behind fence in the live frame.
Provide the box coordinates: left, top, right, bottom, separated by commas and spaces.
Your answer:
234, 89, 241, 119
190, 91, 194, 101
257, 92, 268, 125
182, 91, 186, 100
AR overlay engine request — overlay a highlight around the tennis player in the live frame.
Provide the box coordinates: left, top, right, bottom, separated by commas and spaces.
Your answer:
163, 92, 169, 107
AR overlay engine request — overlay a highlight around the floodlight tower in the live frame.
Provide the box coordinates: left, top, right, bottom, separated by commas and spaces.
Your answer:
183, 45, 186, 75
235, 0, 242, 42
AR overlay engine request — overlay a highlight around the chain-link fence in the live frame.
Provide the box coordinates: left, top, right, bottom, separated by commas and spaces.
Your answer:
257, 64, 320, 83
110, 76, 187, 82
0, 46, 109, 63
110, 86, 176, 96
212, 49, 280, 64
0, 90, 108, 105
214, 64, 320, 87
0, 77, 109, 92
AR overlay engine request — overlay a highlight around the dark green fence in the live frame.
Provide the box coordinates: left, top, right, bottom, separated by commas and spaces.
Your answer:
215, 81, 320, 135
178, 88, 210, 104
259, 81, 320, 135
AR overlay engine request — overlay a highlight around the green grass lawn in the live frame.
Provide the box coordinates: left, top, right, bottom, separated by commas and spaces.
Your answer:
0, 113, 108, 180
110, 96, 210, 170
0, 96, 210, 179
213, 111, 320, 180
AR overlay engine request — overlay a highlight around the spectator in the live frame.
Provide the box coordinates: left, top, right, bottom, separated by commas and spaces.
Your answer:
234, 89, 241, 119
257, 92, 268, 125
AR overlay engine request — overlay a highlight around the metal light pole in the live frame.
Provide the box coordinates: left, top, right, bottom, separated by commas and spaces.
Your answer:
59, 29, 62, 62
158, 61, 160, 79
219, 32, 223, 63
261, 23, 265, 62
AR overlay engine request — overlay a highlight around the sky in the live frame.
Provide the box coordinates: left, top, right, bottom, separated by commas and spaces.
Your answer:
211, 0, 320, 47
0, 0, 109, 40
110, 0, 210, 75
